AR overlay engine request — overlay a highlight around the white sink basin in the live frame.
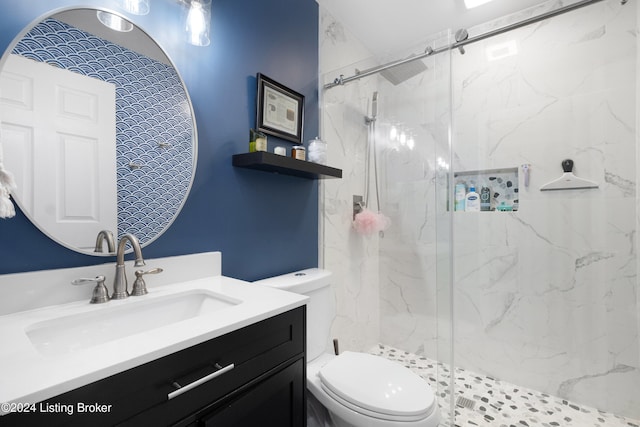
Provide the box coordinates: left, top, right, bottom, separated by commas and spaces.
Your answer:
0, 253, 309, 410
25, 290, 241, 356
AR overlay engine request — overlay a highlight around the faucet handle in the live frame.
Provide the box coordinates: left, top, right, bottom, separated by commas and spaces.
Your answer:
131, 268, 163, 296
72, 275, 109, 304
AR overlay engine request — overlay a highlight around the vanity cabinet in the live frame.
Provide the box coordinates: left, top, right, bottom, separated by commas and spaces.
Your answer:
2, 306, 306, 427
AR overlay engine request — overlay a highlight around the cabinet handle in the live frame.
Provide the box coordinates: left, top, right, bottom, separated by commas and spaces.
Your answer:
167, 363, 235, 400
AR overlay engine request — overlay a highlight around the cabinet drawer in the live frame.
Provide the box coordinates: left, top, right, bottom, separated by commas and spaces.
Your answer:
199, 358, 305, 427
130, 306, 306, 426
2, 306, 305, 427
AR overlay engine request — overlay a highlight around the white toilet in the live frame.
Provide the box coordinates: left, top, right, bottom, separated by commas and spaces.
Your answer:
255, 268, 440, 427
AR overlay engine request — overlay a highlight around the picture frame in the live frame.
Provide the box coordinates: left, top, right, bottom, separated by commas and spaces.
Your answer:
256, 73, 304, 144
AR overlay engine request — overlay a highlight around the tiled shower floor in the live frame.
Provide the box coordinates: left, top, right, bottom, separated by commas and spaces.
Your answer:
369, 344, 640, 427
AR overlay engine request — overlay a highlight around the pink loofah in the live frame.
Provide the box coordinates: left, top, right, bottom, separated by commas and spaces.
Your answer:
353, 208, 390, 235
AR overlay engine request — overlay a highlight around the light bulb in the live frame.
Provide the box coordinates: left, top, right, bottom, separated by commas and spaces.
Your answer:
122, 0, 149, 15
464, 0, 495, 9
186, 0, 211, 46
97, 11, 133, 32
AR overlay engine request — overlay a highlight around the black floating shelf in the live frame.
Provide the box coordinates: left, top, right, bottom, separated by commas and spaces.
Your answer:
232, 151, 342, 180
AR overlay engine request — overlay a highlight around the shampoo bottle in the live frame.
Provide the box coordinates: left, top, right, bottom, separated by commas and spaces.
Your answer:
465, 186, 480, 212
480, 185, 491, 211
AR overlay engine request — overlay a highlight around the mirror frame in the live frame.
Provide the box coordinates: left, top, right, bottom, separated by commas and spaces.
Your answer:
0, 6, 198, 256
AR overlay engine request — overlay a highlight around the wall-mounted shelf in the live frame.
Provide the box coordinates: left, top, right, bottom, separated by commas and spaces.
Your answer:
232, 151, 342, 180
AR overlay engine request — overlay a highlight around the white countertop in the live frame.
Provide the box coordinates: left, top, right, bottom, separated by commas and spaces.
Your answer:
0, 253, 307, 414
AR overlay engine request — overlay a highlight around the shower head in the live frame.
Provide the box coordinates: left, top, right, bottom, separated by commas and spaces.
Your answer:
364, 91, 378, 125
455, 28, 469, 55
365, 91, 378, 124
379, 54, 428, 86
372, 92, 378, 120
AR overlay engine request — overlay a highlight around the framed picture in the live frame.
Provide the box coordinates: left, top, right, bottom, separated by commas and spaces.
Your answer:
256, 73, 304, 144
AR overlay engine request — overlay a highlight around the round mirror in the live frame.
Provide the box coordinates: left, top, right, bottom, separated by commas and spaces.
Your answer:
0, 8, 197, 255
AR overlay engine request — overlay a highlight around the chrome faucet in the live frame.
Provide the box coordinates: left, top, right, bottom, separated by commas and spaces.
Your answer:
111, 233, 145, 300
94, 230, 116, 253
72, 275, 110, 304
131, 267, 163, 296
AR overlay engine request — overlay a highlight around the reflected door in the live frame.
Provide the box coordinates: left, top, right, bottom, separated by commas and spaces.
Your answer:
0, 54, 117, 250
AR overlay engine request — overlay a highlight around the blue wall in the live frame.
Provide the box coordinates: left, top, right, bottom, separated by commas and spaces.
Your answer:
0, 0, 319, 281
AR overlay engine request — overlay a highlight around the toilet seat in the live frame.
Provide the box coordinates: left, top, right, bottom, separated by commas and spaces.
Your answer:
318, 351, 435, 422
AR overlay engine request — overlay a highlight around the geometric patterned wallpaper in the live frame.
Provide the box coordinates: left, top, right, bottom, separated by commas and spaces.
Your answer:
12, 18, 195, 246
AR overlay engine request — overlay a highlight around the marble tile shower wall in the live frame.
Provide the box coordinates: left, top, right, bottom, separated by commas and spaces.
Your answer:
319, 8, 383, 353
319, 12, 453, 415
373, 48, 450, 360
320, 7, 450, 357
321, 0, 640, 421
637, 0, 640, 394
449, 0, 639, 418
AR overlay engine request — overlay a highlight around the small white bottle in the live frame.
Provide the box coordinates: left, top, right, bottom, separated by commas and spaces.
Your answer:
465, 186, 480, 212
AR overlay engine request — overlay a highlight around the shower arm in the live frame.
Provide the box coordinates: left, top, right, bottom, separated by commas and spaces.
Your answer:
324, 0, 625, 90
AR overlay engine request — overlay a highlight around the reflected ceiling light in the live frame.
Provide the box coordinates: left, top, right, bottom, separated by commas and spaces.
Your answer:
185, 0, 211, 46
96, 11, 134, 32
464, 0, 495, 9
390, 125, 398, 141
486, 40, 518, 61
407, 137, 415, 150
437, 157, 450, 170
121, 0, 150, 15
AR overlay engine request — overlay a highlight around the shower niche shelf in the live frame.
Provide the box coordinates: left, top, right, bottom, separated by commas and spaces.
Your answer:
232, 152, 342, 180
454, 167, 519, 212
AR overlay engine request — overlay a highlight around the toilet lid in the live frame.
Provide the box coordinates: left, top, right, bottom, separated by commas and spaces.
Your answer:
318, 351, 435, 420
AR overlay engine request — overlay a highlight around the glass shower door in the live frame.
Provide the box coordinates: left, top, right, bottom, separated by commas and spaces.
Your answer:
448, 0, 640, 425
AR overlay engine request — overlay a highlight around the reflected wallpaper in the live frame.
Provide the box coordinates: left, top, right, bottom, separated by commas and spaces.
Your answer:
12, 18, 194, 244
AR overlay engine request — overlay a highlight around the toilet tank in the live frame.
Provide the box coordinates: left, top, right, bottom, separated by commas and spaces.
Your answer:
254, 268, 334, 361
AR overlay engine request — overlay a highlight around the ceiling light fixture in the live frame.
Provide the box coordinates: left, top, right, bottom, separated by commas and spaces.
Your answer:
121, 0, 150, 15
464, 0, 495, 9
96, 11, 134, 32
486, 40, 518, 61
185, 0, 211, 46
